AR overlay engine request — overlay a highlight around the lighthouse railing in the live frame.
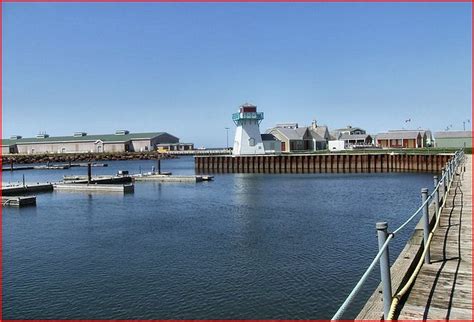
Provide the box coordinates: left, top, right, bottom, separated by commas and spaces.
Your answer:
232, 112, 264, 121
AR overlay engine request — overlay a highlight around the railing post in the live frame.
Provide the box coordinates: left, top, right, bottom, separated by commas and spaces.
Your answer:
451, 160, 455, 179
421, 188, 431, 264
433, 176, 439, 217
441, 167, 446, 197
448, 162, 452, 184
376, 222, 392, 319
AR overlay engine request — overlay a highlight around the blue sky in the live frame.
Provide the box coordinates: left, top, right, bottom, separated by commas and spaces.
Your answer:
3, 2, 472, 147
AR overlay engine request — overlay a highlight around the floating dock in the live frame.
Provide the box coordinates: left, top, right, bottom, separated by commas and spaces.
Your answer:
62, 175, 132, 184
133, 173, 213, 183
54, 183, 134, 193
2, 196, 37, 207
2, 183, 54, 196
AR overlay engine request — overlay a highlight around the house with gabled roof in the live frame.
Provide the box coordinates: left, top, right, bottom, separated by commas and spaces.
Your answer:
266, 120, 329, 152
376, 130, 427, 148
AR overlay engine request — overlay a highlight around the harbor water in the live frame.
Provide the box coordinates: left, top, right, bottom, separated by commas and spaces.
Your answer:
3, 157, 435, 319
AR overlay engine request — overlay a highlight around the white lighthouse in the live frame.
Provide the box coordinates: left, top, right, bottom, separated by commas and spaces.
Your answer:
232, 103, 265, 155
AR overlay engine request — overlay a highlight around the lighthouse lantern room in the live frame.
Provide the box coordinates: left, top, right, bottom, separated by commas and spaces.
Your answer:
232, 103, 265, 155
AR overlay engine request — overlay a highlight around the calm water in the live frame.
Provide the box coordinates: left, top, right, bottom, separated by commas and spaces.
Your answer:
3, 157, 435, 319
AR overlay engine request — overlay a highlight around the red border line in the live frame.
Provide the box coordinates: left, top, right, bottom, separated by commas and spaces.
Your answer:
1, 0, 473, 3
1, 1, 472, 321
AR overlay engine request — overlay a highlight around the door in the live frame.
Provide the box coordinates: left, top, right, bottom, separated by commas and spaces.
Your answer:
281, 141, 286, 152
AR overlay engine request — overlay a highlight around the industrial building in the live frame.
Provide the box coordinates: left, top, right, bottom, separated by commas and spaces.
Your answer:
2, 130, 188, 155
434, 131, 472, 148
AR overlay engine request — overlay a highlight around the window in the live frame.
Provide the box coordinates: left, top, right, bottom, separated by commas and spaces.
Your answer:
248, 138, 255, 146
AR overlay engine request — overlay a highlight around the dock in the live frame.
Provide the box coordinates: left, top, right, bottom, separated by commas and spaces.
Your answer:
54, 183, 134, 193
355, 152, 471, 320
2, 183, 54, 196
133, 173, 213, 183
395, 155, 472, 319
2, 196, 36, 207
62, 175, 132, 184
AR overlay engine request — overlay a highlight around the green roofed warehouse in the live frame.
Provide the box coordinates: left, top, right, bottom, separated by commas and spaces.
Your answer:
2, 130, 192, 155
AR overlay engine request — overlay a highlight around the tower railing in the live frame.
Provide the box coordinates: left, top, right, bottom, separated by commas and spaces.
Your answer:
232, 112, 264, 122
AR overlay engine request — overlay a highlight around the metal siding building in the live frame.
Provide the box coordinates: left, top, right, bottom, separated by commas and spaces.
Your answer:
2, 131, 181, 154
434, 131, 472, 148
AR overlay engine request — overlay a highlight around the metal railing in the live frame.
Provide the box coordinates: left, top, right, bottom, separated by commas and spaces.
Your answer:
332, 149, 465, 320
232, 112, 264, 121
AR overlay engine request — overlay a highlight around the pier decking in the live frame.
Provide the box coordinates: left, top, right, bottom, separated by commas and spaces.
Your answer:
395, 156, 472, 319
356, 154, 471, 320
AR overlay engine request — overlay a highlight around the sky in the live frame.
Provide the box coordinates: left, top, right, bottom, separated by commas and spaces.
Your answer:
3, 2, 472, 147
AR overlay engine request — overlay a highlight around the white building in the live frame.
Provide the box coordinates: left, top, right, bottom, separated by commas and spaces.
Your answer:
232, 103, 265, 155
328, 140, 346, 151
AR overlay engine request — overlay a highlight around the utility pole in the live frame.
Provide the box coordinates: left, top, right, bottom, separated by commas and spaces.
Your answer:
463, 119, 470, 131
225, 127, 230, 149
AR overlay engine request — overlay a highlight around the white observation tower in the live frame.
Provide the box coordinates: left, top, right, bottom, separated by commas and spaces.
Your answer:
232, 103, 265, 155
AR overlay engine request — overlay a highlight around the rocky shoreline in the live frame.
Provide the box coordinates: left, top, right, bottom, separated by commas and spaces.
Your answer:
2, 152, 177, 165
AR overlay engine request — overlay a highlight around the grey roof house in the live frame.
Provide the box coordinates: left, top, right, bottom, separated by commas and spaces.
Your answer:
266, 120, 329, 152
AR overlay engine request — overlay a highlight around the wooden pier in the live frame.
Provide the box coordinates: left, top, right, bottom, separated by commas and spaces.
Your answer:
396, 155, 472, 319
357, 155, 472, 320
195, 153, 452, 174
